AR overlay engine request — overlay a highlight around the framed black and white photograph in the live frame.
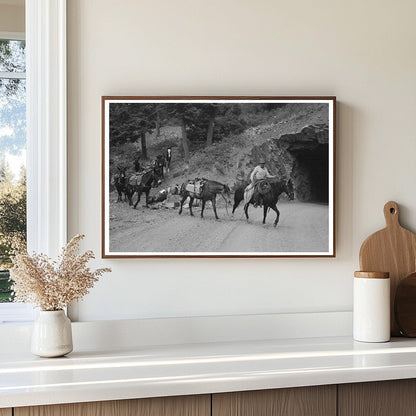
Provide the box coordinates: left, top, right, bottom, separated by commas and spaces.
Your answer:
102, 96, 335, 258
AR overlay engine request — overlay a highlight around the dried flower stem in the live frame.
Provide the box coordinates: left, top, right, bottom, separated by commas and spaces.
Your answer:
10, 234, 111, 310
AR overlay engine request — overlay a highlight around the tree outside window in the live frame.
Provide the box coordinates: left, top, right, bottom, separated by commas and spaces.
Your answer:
0, 38, 26, 302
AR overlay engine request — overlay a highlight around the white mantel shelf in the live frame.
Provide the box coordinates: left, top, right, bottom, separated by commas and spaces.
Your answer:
2, 335, 416, 409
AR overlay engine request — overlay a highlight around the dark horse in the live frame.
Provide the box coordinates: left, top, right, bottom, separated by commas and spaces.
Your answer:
232, 178, 295, 227
113, 167, 128, 202
179, 179, 231, 219
154, 155, 165, 179
127, 169, 160, 209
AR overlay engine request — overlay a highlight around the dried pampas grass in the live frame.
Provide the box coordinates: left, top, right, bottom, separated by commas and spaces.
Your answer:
10, 234, 111, 311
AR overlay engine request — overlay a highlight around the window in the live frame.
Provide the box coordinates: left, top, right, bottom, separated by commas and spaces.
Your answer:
0, 33, 34, 322
0, 1, 67, 324
0, 33, 33, 323
0, 36, 26, 301
0, 1, 67, 323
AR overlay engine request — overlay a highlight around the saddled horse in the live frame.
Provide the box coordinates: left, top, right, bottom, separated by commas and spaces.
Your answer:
127, 169, 160, 209
233, 178, 295, 227
179, 179, 231, 219
113, 168, 128, 202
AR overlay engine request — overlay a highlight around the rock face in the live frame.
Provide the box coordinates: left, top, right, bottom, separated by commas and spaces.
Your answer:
238, 124, 330, 202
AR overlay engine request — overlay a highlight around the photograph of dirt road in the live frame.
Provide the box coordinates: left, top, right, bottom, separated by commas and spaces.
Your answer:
102, 97, 335, 257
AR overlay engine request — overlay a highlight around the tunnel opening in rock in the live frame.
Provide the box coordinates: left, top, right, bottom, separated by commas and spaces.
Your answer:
245, 123, 330, 203
290, 144, 329, 203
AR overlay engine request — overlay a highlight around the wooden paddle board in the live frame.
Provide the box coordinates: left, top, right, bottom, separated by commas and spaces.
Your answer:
359, 201, 416, 336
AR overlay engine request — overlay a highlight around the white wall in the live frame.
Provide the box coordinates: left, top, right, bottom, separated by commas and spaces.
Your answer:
67, 0, 416, 322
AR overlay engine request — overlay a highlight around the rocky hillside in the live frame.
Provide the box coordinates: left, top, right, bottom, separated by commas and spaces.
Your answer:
111, 103, 330, 203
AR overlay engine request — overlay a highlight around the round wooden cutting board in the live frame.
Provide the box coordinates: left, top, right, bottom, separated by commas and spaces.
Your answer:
359, 201, 416, 336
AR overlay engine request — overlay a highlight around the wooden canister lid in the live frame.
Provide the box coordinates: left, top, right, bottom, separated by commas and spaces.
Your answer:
354, 271, 390, 279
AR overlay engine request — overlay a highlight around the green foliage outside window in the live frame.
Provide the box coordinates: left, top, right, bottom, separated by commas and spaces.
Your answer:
0, 38, 27, 302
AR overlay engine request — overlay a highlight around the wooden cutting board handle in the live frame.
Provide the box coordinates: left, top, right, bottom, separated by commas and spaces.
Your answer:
383, 201, 400, 228
359, 201, 416, 336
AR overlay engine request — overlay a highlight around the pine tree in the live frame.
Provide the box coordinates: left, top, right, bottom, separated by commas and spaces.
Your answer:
0, 161, 26, 269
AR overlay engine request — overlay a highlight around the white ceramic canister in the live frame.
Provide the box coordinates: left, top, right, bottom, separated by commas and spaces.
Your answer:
353, 271, 390, 343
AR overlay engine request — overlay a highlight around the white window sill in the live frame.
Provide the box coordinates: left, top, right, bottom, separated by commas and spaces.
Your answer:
0, 303, 36, 324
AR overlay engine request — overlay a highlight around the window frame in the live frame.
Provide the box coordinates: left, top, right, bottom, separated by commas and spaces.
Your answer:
0, 0, 67, 323
26, 0, 67, 257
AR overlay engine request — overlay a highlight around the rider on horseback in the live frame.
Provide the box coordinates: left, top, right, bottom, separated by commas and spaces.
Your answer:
244, 158, 276, 207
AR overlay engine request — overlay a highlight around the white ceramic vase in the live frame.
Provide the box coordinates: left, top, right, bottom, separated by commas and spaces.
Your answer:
31, 310, 73, 357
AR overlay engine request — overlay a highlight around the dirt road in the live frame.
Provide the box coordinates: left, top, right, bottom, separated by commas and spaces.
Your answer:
109, 194, 329, 254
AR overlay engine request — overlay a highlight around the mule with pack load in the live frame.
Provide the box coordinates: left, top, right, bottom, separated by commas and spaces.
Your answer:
179, 178, 231, 219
